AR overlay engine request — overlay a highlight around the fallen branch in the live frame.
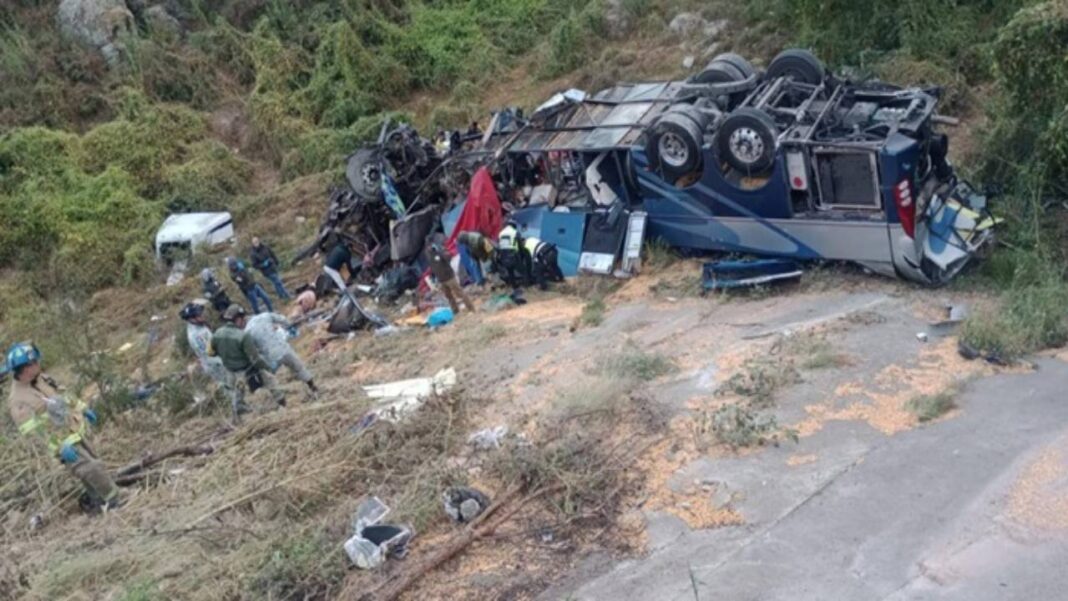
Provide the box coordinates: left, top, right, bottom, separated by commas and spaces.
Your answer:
115, 444, 215, 477
185, 462, 346, 528
349, 483, 564, 601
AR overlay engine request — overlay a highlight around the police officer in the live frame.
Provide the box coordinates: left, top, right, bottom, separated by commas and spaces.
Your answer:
495, 221, 531, 289
523, 237, 564, 290
6, 343, 121, 511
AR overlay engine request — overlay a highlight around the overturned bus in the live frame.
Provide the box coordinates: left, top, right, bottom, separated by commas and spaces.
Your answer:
478, 49, 995, 286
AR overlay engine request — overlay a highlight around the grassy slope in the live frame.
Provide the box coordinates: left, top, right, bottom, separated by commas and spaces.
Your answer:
1, 0, 1067, 598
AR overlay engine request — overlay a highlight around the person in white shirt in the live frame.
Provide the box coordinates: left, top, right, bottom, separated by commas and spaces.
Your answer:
179, 300, 239, 410
244, 310, 319, 400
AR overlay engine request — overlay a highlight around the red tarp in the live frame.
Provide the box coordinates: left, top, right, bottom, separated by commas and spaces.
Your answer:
446, 166, 502, 254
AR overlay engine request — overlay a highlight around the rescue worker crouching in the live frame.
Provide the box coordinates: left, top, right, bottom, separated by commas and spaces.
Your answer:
456, 230, 495, 287
494, 221, 532, 290
523, 237, 565, 290
5, 342, 122, 512
209, 305, 286, 423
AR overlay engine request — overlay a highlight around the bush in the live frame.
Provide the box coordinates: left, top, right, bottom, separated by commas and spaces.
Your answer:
545, 12, 585, 76
248, 532, 347, 600
163, 140, 254, 211
702, 403, 797, 449
597, 346, 676, 381
78, 101, 206, 196
907, 389, 958, 422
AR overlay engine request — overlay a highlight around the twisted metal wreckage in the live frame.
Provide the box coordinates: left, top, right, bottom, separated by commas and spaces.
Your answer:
297, 49, 998, 331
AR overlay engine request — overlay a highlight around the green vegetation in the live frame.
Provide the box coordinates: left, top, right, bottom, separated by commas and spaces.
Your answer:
721, 355, 800, 408
642, 238, 679, 270
597, 346, 676, 381
907, 389, 958, 422
0, 0, 1063, 363
248, 532, 347, 600
579, 297, 607, 327
779, 331, 847, 370
696, 402, 798, 449
118, 579, 163, 601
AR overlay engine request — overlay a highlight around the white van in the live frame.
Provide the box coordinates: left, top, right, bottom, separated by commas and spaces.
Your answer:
154, 212, 235, 264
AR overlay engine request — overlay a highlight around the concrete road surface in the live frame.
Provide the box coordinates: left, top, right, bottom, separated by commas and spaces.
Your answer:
557, 355, 1068, 600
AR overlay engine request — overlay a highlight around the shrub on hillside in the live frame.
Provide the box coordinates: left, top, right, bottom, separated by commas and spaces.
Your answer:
78, 101, 207, 196
163, 140, 254, 211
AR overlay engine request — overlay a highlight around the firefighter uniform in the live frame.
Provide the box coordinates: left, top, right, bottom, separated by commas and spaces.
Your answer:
8, 377, 119, 503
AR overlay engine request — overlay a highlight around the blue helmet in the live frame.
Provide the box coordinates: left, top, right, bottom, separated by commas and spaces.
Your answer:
6, 342, 41, 374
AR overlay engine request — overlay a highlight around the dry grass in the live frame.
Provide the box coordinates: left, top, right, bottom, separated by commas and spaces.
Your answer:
906, 389, 958, 422
778, 331, 849, 370
2, 388, 475, 600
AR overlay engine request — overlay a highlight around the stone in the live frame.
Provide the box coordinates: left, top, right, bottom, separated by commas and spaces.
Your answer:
682, 55, 696, 70
668, 12, 706, 36
703, 18, 729, 41
144, 5, 183, 36
602, 0, 632, 39
57, 0, 135, 66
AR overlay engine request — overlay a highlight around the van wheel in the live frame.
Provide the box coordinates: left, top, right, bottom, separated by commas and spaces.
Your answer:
711, 53, 756, 80
767, 49, 825, 84
646, 109, 704, 181
716, 107, 778, 175
692, 58, 746, 85
346, 148, 384, 200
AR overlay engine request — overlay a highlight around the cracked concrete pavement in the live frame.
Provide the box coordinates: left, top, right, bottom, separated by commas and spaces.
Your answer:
542, 289, 1068, 601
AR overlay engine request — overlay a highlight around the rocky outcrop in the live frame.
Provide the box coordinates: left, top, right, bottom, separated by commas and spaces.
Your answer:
57, 0, 135, 66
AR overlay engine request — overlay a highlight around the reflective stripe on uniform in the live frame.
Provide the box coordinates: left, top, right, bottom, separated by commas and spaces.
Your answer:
499, 226, 518, 251
17, 414, 46, 435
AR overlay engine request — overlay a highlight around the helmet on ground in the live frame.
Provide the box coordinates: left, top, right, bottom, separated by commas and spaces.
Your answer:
179, 302, 205, 321
222, 304, 247, 322
6, 342, 42, 374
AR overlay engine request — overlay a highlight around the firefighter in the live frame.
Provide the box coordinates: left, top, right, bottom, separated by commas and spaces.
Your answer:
523, 237, 565, 290
6, 342, 121, 511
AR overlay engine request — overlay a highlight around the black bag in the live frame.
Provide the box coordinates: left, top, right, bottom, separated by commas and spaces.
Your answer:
245, 370, 264, 392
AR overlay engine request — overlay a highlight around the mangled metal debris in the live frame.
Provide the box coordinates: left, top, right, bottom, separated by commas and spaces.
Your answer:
298, 49, 995, 293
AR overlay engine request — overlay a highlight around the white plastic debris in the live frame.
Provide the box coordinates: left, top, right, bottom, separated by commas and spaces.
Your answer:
467, 425, 509, 450
344, 496, 412, 569
916, 332, 929, 342
362, 368, 457, 423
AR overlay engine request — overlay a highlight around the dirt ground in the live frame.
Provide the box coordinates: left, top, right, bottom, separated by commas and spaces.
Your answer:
5, 257, 1039, 601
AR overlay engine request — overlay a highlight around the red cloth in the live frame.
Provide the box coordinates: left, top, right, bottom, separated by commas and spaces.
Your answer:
445, 167, 502, 255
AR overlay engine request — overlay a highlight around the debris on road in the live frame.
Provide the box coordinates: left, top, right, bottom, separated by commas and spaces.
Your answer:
344, 496, 413, 569
467, 425, 509, 450
702, 259, 803, 291
442, 487, 491, 523
362, 367, 458, 423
